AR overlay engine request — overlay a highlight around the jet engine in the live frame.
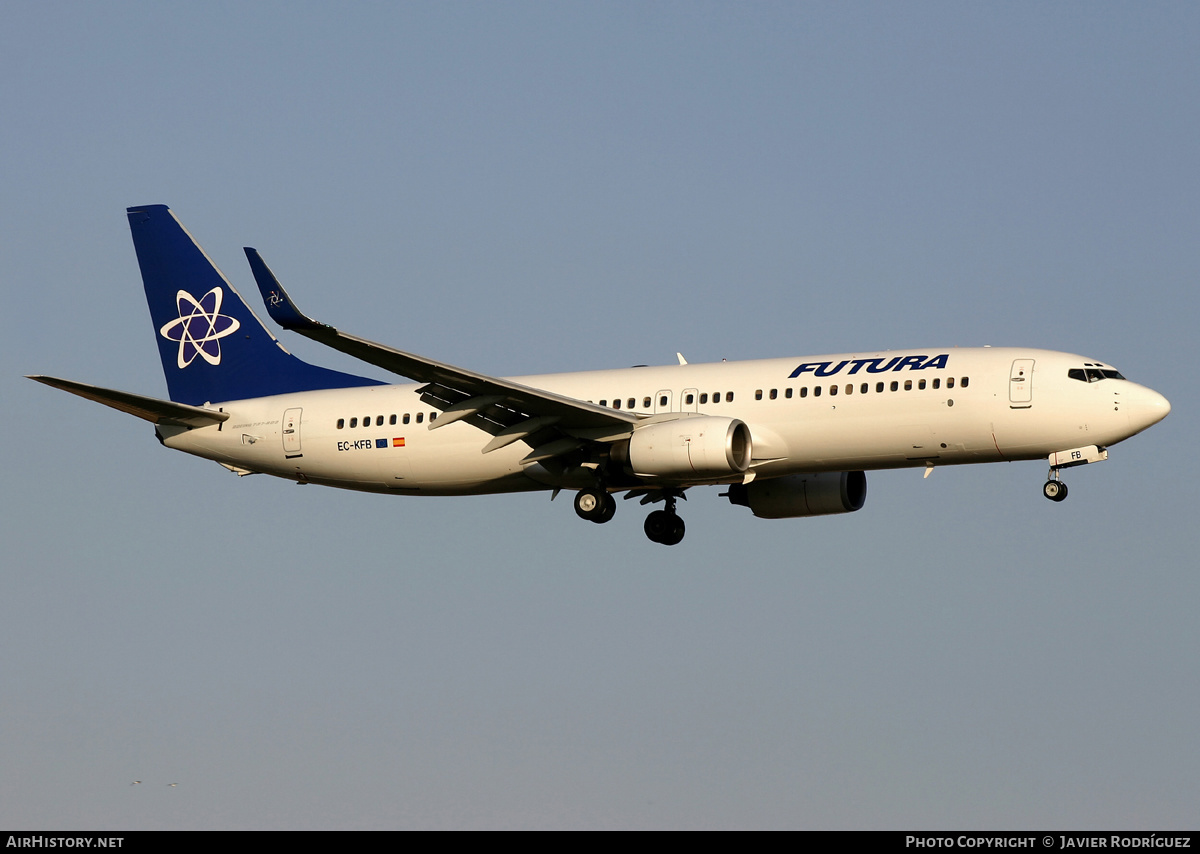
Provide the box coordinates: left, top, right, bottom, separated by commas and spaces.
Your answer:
726, 471, 866, 518
614, 416, 752, 480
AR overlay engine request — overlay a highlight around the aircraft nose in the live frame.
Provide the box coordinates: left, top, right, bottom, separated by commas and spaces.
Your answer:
1127, 384, 1171, 433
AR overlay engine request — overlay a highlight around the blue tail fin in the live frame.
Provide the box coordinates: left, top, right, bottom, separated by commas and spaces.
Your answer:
127, 205, 382, 405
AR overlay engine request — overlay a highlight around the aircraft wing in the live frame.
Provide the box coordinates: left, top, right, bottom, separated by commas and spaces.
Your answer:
28, 376, 230, 427
245, 249, 638, 456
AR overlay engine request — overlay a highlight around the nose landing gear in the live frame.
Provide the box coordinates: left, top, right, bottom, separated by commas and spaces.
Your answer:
1041, 444, 1108, 502
1042, 476, 1068, 502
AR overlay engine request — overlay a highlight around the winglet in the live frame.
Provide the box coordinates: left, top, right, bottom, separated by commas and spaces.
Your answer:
244, 247, 327, 332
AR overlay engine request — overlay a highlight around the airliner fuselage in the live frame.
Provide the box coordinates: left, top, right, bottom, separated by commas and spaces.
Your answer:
161, 347, 1167, 496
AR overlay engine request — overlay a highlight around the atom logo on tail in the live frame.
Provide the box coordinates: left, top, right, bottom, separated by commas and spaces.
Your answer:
159, 287, 241, 368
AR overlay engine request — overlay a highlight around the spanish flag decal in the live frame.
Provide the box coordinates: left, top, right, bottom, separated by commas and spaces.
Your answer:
393, 437, 405, 447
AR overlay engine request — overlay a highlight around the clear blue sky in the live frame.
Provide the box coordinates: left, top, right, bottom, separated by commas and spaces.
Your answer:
2, 1, 1196, 829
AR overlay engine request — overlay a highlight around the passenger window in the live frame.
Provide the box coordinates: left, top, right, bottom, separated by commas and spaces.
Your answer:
785, 388, 793, 399
918, 379, 926, 390
726, 392, 734, 402
890, 381, 899, 391
430, 412, 437, 421
860, 383, 868, 394
337, 418, 345, 429
659, 395, 668, 407
770, 389, 778, 400
403, 414, 411, 424
700, 393, 708, 404
814, 386, 822, 397
755, 389, 763, 401
416, 412, 424, 424
829, 384, 838, 396
712, 392, 721, 404
350, 417, 358, 428
376, 415, 384, 426
933, 378, 940, 389
961, 377, 970, 388
390, 414, 397, 425
904, 380, 912, 391
876, 382, 884, 393
800, 387, 808, 398
643, 397, 651, 408
613, 399, 621, 410
685, 393, 695, 404
947, 377, 955, 389
628, 398, 636, 409
845, 384, 853, 395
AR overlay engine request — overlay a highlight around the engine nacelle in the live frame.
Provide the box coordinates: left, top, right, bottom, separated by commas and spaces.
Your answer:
621, 416, 752, 480
727, 471, 867, 518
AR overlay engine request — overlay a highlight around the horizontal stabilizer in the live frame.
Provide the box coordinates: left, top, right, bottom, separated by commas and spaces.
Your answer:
27, 376, 229, 427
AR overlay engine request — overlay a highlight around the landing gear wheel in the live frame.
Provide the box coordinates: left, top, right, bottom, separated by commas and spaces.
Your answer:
1043, 480, 1068, 502
661, 515, 685, 546
644, 510, 670, 542
574, 489, 616, 522
594, 492, 617, 524
574, 489, 599, 520
644, 510, 685, 545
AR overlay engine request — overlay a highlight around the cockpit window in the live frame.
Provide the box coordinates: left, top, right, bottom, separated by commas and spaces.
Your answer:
1069, 367, 1127, 382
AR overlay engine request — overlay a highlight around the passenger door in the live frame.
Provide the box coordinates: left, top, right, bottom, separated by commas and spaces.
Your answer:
1009, 359, 1034, 408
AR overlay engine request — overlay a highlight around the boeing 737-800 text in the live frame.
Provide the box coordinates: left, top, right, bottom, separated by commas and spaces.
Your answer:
30, 205, 1171, 545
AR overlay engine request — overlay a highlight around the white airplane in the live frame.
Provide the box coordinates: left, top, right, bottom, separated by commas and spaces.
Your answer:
31, 205, 1171, 545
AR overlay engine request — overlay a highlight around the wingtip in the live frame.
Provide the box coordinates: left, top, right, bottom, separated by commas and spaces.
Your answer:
243, 248, 326, 332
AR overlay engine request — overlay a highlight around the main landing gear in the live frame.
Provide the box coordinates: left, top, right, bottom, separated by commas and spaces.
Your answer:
643, 491, 686, 546
572, 487, 687, 545
574, 488, 617, 524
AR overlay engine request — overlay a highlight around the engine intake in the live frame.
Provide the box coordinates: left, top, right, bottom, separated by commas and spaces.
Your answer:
727, 471, 867, 518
